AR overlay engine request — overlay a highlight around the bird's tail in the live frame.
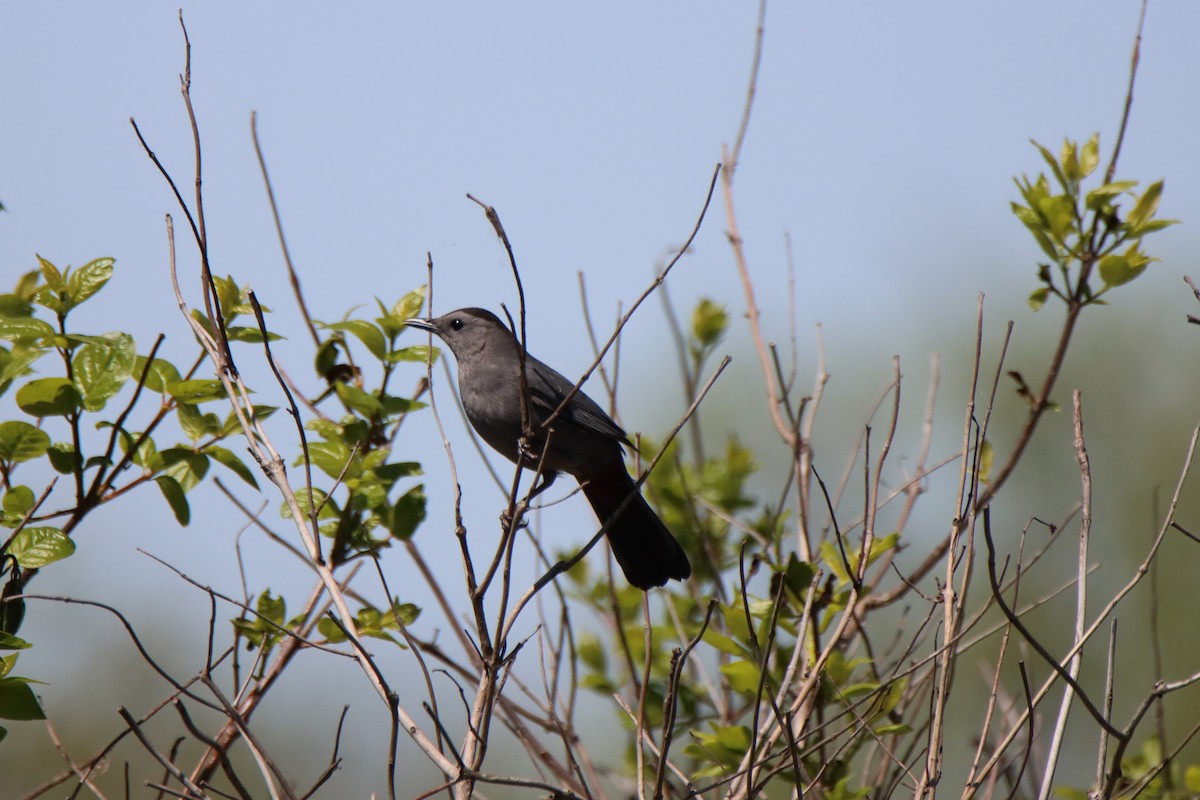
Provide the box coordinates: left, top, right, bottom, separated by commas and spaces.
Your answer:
580, 465, 691, 590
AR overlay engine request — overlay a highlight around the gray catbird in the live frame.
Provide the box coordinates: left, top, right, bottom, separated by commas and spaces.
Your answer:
406, 308, 691, 589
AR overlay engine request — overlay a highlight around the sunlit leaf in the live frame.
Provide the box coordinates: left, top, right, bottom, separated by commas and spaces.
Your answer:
0, 317, 55, 345
324, 320, 387, 361
66, 258, 115, 307
167, 379, 227, 404
1127, 180, 1163, 230
72, 332, 135, 411
2, 486, 35, 519
386, 345, 437, 363
132, 356, 183, 394
0, 422, 50, 463
1079, 133, 1100, 178
16, 378, 81, 417
6, 526, 74, 569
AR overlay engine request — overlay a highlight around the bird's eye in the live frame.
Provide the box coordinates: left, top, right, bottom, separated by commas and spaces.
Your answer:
450, 318, 464, 331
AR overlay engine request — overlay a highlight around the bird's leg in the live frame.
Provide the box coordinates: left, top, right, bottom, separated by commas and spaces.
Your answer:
500, 470, 558, 531
527, 469, 558, 502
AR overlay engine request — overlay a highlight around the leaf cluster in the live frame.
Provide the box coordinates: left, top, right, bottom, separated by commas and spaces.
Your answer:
1012, 134, 1175, 310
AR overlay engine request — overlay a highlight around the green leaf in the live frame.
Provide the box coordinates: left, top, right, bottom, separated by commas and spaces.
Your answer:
373, 461, 422, 482
46, 442, 80, 474
782, 553, 815, 596
380, 394, 425, 414
820, 540, 851, 584
161, 448, 209, 492
257, 590, 286, 627
123, 431, 160, 471
72, 332, 136, 412
66, 258, 115, 307
324, 320, 387, 361
0, 678, 45, 721
1031, 140, 1068, 192
1099, 245, 1152, 289
133, 356, 182, 393
385, 345, 437, 364
688, 723, 751, 770
306, 441, 355, 480
577, 632, 607, 672
1059, 138, 1079, 182
177, 402, 221, 441
1010, 203, 1060, 261
156, 475, 190, 525
1079, 133, 1100, 178
0, 295, 32, 318
836, 680, 881, 700
314, 338, 340, 378
1127, 180, 1164, 230
288, 487, 333, 520
306, 418, 343, 440
0, 345, 48, 388
0, 633, 30, 651
1035, 194, 1075, 244
212, 275, 256, 317
2, 486, 35, 518
691, 298, 729, 349
702, 628, 750, 657
317, 616, 347, 642
978, 440, 994, 483
0, 574, 24, 637
220, 405, 276, 437
1085, 179, 1138, 211
13, 271, 39, 300
1134, 218, 1177, 235
6, 526, 75, 569
720, 659, 763, 694
1028, 287, 1050, 311
167, 379, 227, 404
224, 326, 283, 343
203, 445, 259, 489
0, 422, 50, 463
387, 485, 426, 540
35, 255, 63, 292
1186, 765, 1200, 794
0, 317, 55, 345
392, 287, 427, 325
16, 378, 81, 417
335, 382, 382, 416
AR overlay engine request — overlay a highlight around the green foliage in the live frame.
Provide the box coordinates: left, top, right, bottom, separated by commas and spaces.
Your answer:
1012, 134, 1175, 309
690, 297, 728, 363
290, 286, 431, 566
1058, 737, 1200, 800
231, 590, 308, 655
0, 256, 303, 737
316, 598, 419, 645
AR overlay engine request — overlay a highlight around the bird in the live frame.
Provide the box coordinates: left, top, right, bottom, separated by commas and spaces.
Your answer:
406, 308, 691, 589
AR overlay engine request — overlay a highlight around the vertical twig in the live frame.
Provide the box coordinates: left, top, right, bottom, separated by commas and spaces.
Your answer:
1037, 390, 1093, 800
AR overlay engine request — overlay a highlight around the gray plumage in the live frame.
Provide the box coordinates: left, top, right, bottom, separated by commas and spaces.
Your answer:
407, 308, 690, 589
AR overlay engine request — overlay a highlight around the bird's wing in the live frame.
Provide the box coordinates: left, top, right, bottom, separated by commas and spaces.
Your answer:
527, 360, 631, 446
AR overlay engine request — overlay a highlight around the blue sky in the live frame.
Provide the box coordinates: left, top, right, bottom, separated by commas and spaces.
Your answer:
4, 2, 1200, 795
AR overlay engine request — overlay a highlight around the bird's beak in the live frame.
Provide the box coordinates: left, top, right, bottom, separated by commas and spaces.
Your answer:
405, 318, 436, 333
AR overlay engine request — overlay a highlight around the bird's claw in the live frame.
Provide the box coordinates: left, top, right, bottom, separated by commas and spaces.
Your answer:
500, 502, 529, 532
